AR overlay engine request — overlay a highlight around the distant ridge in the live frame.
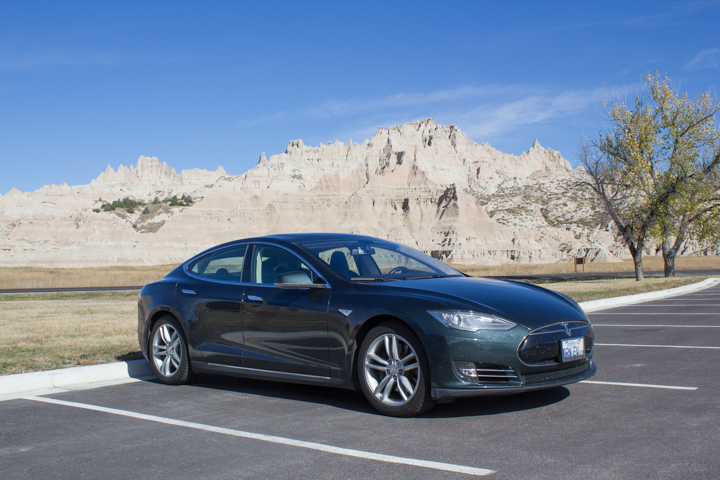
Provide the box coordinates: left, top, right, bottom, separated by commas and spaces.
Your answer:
1, 119, 628, 267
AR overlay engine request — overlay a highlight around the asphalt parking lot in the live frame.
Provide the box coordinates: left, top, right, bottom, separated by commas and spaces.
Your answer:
1, 284, 719, 479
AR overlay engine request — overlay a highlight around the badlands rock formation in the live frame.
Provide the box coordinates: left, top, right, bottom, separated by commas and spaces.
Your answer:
0, 119, 625, 267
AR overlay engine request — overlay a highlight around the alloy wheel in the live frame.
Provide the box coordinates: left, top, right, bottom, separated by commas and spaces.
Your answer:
152, 323, 182, 377
363, 333, 420, 406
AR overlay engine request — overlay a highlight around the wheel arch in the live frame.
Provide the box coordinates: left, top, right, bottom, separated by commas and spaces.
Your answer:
144, 307, 188, 356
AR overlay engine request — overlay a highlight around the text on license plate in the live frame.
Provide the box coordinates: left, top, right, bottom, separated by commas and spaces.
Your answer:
561, 337, 585, 362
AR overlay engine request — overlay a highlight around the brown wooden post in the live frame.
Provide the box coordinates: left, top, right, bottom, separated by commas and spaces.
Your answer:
574, 257, 585, 272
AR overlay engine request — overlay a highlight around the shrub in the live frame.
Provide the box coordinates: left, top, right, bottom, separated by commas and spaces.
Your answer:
99, 196, 145, 212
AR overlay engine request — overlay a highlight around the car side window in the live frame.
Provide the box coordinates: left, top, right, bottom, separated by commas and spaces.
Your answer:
188, 245, 247, 281
370, 246, 435, 274
252, 245, 317, 285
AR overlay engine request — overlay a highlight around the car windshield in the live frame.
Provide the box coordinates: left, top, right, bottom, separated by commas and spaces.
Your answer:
298, 238, 463, 281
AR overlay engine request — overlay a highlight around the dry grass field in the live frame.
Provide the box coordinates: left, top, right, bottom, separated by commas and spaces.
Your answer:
0, 292, 141, 375
0, 274, 715, 375
534, 275, 712, 302
0, 264, 177, 289
0, 255, 717, 290
452, 255, 720, 277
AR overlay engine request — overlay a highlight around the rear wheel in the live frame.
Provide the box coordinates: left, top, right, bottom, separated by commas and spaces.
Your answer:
358, 322, 436, 417
149, 315, 197, 385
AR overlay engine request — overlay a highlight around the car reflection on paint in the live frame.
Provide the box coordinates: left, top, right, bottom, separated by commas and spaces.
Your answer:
138, 233, 596, 416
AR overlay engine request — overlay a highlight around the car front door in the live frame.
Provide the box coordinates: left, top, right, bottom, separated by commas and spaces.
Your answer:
242, 244, 330, 377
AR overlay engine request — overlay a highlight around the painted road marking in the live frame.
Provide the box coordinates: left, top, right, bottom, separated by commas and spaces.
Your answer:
24, 396, 494, 477
592, 324, 720, 328
590, 313, 720, 315
672, 294, 720, 297
614, 304, 720, 306
595, 343, 720, 350
580, 380, 697, 391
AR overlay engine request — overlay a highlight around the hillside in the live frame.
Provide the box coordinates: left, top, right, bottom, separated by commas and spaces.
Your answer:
0, 119, 624, 267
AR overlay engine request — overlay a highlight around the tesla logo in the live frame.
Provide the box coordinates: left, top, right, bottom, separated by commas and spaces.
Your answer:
561, 322, 571, 336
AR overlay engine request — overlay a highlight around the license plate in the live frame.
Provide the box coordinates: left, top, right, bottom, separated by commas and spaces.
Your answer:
561, 337, 585, 362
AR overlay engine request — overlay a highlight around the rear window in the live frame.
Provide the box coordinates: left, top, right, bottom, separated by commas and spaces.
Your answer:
188, 245, 248, 281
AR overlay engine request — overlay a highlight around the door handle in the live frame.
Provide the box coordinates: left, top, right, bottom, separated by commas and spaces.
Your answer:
247, 295, 265, 302
181, 289, 197, 295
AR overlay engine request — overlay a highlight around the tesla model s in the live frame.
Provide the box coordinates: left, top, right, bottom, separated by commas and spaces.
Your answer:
138, 233, 596, 416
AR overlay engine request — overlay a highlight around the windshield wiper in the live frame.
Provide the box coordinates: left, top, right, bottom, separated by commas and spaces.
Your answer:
403, 275, 453, 280
351, 277, 396, 282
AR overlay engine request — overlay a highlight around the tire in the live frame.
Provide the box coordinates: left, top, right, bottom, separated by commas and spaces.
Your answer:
357, 321, 436, 417
149, 315, 197, 385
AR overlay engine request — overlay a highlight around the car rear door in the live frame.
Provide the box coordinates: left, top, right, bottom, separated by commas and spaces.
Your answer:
176, 244, 248, 368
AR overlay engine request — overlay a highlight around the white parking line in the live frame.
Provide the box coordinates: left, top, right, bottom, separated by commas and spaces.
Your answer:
615, 304, 720, 306
673, 294, 720, 297
591, 313, 719, 315
580, 380, 697, 391
595, 343, 720, 349
24, 396, 494, 477
592, 324, 720, 328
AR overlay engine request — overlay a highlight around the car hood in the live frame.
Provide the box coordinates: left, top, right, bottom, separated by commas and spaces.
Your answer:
353, 276, 587, 330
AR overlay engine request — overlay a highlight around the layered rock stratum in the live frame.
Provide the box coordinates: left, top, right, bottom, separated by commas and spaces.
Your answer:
2, 119, 630, 267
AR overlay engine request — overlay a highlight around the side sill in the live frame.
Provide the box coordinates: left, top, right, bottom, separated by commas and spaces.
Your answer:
431, 363, 597, 400
192, 361, 351, 389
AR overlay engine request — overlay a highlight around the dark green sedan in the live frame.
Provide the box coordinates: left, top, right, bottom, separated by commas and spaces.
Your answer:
138, 233, 596, 417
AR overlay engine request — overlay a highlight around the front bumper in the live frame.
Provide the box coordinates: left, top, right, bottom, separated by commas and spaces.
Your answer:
431, 360, 597, 400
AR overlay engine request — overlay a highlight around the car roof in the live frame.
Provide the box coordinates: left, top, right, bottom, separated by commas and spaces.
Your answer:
191, 233, 385, 260
262, 232, 380, 243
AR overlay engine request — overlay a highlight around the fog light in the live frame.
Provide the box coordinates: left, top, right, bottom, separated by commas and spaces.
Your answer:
453, 360, 479, 384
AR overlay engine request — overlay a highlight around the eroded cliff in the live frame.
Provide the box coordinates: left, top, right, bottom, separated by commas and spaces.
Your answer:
0, 119, 624, 267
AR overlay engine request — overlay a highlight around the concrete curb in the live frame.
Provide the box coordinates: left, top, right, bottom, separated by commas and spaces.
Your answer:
579, 277, 720, 313
1, 277, 718, 397
0, 359, 152, 396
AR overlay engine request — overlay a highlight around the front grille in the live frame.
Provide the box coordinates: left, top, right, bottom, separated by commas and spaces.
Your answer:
521, 361, 591, 384
518, 321, 594, 365
475, 364, 519, 384
452, 361, 520, 385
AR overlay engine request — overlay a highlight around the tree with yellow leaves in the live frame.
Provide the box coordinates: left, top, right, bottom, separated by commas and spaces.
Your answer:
578, 73, 720, 281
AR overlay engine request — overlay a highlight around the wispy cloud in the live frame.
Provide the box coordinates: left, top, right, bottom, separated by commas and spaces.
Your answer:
239, 85, 535, 126
236, 85, 513, 126
240, 84, 605, 146
0, 48, 189, 70
683, 47, 720, 71
303, 86, 516, 118
452, 88, 605, 139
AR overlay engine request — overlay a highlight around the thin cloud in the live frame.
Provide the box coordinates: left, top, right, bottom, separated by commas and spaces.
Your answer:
0, 48, 189, 70
239, 85, 519, 125
271, 86, 606, 151
236, 110, 291, 127
447, 88, 604, 139
683, 47, 720, 71
304, 85, 517, 118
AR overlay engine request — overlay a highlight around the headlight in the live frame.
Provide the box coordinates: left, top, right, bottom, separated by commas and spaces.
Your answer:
428, 310, 516, 331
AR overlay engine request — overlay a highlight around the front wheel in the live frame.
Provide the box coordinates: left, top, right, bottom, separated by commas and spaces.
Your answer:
149, 315, 197, 385
358, 322, 436, 417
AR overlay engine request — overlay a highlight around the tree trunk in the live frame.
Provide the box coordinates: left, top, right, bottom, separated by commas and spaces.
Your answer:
662, 235, 685, 277
626, 239, 645, 282
633, 249, 644, 281
663, 252, 676, 277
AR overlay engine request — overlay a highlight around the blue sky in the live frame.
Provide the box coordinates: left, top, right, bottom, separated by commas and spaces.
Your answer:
1, 0, 719, 194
